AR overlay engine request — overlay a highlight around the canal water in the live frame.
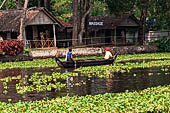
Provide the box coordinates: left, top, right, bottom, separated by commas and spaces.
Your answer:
0, 66, 169, 102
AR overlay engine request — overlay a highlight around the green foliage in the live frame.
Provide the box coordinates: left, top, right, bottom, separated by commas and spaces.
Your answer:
0, 72, 79, 94
144, 0, 170, 30
0, 53, 170, 112
105, 0, 170, 30
1, 0, 169, 30
105, 0, 135, 16
76, 53, 170, 78
27, 0, 39, 8
76, 60, 170, 78
22, 49, 29, 55
51, 0, 72, 22
91, 0, 111, 16
116, 52, 170, 61
0, 58, 57, 70
0, 0, 17, 9
1, 53, 169, 94
1, 53, 170, 71
0, 85, 169, 112
16, 72, 66, 94
50, 0, 111, 21
154, 36, 170, 52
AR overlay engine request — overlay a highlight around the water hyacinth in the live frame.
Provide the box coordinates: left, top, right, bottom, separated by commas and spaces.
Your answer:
0, 52, 170, 70
0, 85, 169, 112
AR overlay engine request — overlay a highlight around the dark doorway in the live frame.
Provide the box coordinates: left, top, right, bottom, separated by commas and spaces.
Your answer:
26, 26, 33, 40
116, 28, 126, 45
11, 32, 18, 39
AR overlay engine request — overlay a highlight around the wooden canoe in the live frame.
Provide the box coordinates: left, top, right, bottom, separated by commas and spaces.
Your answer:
55, 54, 117, 68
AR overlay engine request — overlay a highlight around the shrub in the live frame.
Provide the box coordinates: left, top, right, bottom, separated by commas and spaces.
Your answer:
153, 36, 170, 52
0, 40, 24, 56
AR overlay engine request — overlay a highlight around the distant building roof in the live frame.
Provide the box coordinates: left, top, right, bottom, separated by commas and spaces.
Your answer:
0, 7, 71, 32
56, 18, 72, 28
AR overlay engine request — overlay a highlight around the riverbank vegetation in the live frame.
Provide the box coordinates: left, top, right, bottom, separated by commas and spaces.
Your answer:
0, 52, 170, 70
0, 85, 169, 112
153, 36, 170, 52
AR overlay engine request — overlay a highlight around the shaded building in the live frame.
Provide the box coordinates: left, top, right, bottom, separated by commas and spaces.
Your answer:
0, 7, 72, 48
0, 8, 139, 48
87, 14, 140, 46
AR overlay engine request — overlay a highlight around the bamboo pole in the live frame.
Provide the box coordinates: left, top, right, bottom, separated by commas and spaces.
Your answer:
0, 0, 7, 9
53, 24, 57, 47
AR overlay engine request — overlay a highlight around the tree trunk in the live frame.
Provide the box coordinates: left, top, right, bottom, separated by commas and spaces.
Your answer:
44, 0, 50, 11
17, 0, 22, 9
38, 0, 41, 7
72, 0, 78, 46
138, 9, 147, 45
164, 35, 170, 43
78, 0, 94, 45
138, 0, 148, 45
44, 0, 47, 7
0, 0, 7, 9
18, 0, 29, 40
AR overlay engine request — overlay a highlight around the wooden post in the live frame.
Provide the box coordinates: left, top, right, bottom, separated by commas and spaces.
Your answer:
17, 0, 22, 9
23, 27, 26, 40
53, 24, 56, 47
23, 27, 27, 48
94, 30, 97, 45
114, 27, 117, 46
6, 0, 8, 10
7, 32, 11, 40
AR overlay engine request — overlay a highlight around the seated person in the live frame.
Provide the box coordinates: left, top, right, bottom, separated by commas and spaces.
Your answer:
104, 48, 113, 59
0, 35, 3, 41
65, 48, 74, 61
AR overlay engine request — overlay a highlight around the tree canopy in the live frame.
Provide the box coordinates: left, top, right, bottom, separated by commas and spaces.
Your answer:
0, 0, 169, 30
105, 0, 170, 30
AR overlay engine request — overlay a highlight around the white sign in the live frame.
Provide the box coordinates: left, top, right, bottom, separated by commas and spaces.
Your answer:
89, 22, 104, 26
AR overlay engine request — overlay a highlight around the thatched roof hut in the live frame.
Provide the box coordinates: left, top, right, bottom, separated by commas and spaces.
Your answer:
0, 7, 71, 33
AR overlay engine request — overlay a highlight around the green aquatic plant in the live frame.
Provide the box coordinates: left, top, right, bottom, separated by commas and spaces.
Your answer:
15, 72, 80, 94
0, 85, 169, 112
76, 60, 170, 78
116, 52, 170, 62
0, 58, 57, 70
0, 71, 81, 94
1, 59, 170, 95
0, 53, 170, 71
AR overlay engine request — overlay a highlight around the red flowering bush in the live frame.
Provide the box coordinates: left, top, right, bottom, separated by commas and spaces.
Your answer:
0, 40, 24, 56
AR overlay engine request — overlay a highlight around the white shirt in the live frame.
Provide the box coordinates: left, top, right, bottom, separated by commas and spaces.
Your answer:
104, 51, 113, 59
0, 37, 3, 41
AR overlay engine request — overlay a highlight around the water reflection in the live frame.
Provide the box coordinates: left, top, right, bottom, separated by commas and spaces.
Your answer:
0, 66, 169, 102
67, 67, 170, 96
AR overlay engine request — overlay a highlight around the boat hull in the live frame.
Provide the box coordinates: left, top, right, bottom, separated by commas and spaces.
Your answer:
56, 55, 117, 68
